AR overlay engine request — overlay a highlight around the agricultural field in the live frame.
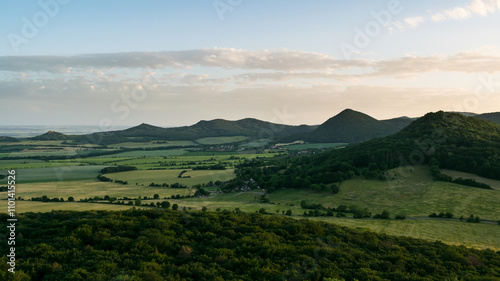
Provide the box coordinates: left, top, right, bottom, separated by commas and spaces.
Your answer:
286, 142, 348, 150
10, 180, 193, 201
195, 136, 248, 145
13, 200, 152, 213
96, 149, 187, 158
15, 165, 108, 183
104, 169, 235, 187
1, 138, 499, 252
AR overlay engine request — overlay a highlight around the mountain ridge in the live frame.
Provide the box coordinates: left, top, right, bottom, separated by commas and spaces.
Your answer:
9, 110, 499, 144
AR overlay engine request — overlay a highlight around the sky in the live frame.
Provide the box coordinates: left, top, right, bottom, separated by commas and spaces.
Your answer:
1, 0, 500, 127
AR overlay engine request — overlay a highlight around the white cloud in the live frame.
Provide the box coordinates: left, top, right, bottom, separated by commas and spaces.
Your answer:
468, 0, 497, 16
429, 0, 498, 22
430, 13, 447, 22
0, 49, 374, 73
398, 0, 500, 29
444, 7, 472, 20
404, 16, 424, 28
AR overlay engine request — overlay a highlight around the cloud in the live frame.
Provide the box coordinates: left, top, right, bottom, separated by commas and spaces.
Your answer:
0, 48, 371, 73
404, 16, 424, 28
2, 47, 500, 83
431, 0, 499, 21
393, 0, 499, 30
468, 0, 497, 16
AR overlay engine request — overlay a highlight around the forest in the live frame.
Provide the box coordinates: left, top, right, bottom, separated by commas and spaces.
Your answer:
1, 209, 499, 281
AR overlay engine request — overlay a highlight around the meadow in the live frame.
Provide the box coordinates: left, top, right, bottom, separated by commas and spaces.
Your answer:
15, 165, 108, 183
96, 148, 187, 158
10, 179, 194, 200
441, 169, 500, 190
195, 136, 248, 145
285, 142, 348, 150
1, 138, 499, 252
104, 169, 235, 187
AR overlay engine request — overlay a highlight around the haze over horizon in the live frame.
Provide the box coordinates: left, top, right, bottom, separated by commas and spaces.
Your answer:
1, 0, 500, 127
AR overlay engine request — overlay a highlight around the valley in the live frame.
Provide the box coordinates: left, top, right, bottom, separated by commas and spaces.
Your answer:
2, 110, 499, 252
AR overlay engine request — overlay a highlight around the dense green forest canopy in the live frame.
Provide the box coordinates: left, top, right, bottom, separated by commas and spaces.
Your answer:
1, 209, 499, 281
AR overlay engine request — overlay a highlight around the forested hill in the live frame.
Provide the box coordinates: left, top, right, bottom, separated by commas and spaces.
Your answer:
476, 112, 500, 125
312, 111, 500, 179
237, 111, 500, 192
1, 209, 499, 280
279, 109, 414, 144
36, 119, 316, 144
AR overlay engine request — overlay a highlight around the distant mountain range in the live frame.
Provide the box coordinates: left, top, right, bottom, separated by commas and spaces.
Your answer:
30, 118, 316, 145
8, 110, 500, 145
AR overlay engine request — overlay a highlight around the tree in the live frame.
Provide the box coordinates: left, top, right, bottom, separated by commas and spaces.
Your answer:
161, 201, 171, 209
202, 206, 207, 212
135, 198, 142, 206
68, 196, 75, 202
172, 204, 179, 211
153, 194, 160, 199
286, 209, 292, 216
380, 210, 390, 219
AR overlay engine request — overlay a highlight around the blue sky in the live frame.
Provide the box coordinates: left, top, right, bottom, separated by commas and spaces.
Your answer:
1, 0, 500, 126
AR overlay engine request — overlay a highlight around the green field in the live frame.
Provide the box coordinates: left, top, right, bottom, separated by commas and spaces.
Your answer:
441, 169, 500, 190
195, 136, 248, 145
1, 137, 499, 251
240, 139, 270, 148
11, 179, 194, 201
12, 200, 152, 213
286, 143, 348, 150
264, 166, 500, 220
14, 165, 108, 183
104, 169, 235, 187
313, 217, 500, 250
97, 149, 187, 158
0, 148, 115, 158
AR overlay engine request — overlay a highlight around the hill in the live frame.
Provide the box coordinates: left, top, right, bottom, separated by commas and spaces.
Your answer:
1, 209, 499, 280
16, 110, 500, 145
0, 136, 20, 142
475, 112, 500, 125
281, 109, 414, 144
30, 131, 68, 140
70, 118, 315, 144
235, 111, 500, 192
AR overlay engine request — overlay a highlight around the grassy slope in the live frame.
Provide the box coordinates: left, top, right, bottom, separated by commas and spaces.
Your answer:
313, 218, 500, 250
265, 166, 500, 220
441, 169, 500, 190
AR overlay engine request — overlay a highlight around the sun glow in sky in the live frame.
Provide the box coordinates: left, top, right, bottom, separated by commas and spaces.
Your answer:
1, 0, 500, 127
